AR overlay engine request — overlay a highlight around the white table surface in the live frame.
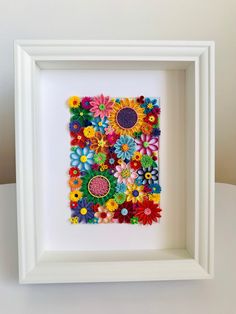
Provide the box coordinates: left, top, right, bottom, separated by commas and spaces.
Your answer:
0, 183, 235, 314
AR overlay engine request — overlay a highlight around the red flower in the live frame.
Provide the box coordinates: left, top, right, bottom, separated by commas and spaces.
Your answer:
107, 132, 119, 146
130, 160, 141, 170
105, 152, 118, 169
143, 185, 152, 193
71, 129, 86, 147
114, 202, 135, 223
144, 113, 158, 125
92, 204, 99, 212
152, 107, 161, 116
92, 164, 100, 171
137, 95, 145, 104
70, 201, 78, 209
69, 167, 80, 177
135, 200, 161, 225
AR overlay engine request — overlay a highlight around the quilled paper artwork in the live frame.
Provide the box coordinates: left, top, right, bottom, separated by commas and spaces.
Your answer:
68, 94, 162, 225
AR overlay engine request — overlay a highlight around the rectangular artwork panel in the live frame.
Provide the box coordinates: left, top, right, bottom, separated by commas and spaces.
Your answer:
68, 95, 162, 225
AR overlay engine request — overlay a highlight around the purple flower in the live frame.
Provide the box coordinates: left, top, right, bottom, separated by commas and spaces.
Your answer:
72, 198, 94, 223
69, 120, 81, 133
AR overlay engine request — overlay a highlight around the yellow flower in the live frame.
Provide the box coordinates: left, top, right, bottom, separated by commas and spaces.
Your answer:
149, 193, 160, 204
70, 190, 82, 202
83, 126, 95, 138
69, 216, 79, 224
106, 199, 118, 212
126, 184, 145, 203
68, 96, 80, 108
100, 164, 108, 171
109, 98, 145, 136
132, 152, 142, 161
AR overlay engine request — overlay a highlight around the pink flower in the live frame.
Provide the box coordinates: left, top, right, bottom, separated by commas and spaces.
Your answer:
94, 206, 114, 223
90, 94, 113, 119
114, 162, 138, 185
135, 134, 158, 156
105, 125, 114, 135
107, 132, 119, 146
81, 97, 92, 110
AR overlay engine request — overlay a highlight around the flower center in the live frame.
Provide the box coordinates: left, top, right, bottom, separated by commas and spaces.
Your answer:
100, 212, 107, 219
99, 104, 106, 111
80, 207, 87, 215
122, 144, 129, 152
145, 172, 152, 179
149, 116, 155, 122
73, 180, 78, 185
73, 170, 78, 175
132, 190, 139, 197
147, 103, 153, 109
80, 155, 87, 163
88, 175, 110, 198
109, 158, 115, 164
121, 208, 128, 216
143, 141, 149, 148
144, 207, 151, 215
116, 107, 138, 129
121, 169, 130, 178
77, 135, 82, 140
73, 124, 78, 129
98, 121, 103, 126
73, 100, 78, 105
80, 112, 84, 116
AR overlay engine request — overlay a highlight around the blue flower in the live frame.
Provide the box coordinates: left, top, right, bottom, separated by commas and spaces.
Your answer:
152, 128, 161, 137
116, 183, 127, 193
114, 135, 136, 160
69, 120, 81, 133
135, 177, 143, 186
72, 198, 94, 223
70, 146, 94, 171
91, 117, 109, 133
150, 183, 161, 193
141, 97, 159, 114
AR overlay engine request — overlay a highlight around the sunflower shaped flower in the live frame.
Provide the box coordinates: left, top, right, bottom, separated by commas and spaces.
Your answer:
70, 146, 94, 171
109, 98, 145, 136
125, 183, 145, 203
114, 135, 136, 160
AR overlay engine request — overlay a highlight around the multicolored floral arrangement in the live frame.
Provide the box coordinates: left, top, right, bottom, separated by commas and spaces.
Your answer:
68, 94, 162, 225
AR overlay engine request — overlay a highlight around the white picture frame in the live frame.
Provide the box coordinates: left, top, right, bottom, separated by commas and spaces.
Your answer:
15, 40, 215, 283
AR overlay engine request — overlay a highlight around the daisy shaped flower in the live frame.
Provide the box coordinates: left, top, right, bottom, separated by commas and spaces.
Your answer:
72, 197, 94, 223
70, 146, 94, 171
135, 200, 161, 225
94, 206, 114, 223
91, 117, 109, 133
114, 162, 137, 185
114, 135, 136, 160
137, 166, 159, 185
90, 94, 113, 119
135, 134, 158, 156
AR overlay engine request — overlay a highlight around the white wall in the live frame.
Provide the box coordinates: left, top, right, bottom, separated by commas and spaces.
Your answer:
0, 183, 235, 314
0, 0, 236, 184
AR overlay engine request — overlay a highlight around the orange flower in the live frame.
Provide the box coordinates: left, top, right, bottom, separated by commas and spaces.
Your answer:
69, 177, 82, 190
90, 132, 109, 153
141, 122, 152, 135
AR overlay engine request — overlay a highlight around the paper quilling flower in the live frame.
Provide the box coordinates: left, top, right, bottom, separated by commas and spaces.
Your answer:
68, 95, 162, 225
